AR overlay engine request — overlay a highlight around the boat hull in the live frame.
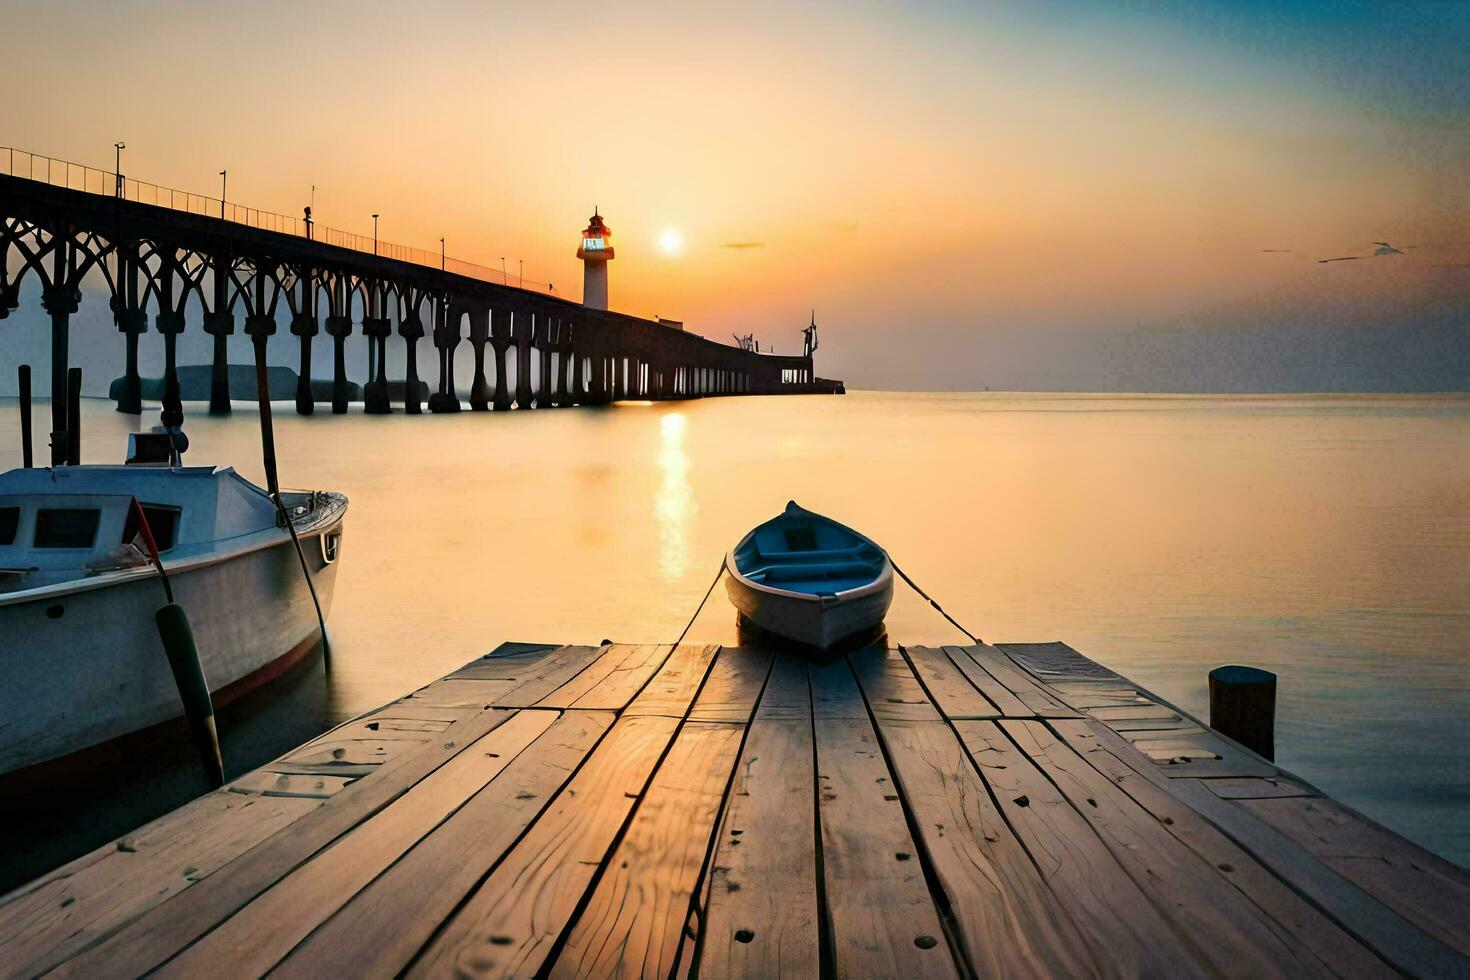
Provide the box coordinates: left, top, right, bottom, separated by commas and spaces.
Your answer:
724, 570, 893, 651
0, 525, 341, 775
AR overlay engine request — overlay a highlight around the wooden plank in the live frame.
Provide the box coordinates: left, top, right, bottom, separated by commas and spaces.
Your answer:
624, 644, 720, 717
273, 711, 614, 979
686, 647, 774, 723
488, 645, 610, 707
0, 794, 320, 979
446, 641, 575, 679
1004, 719, 1361, 978
407, 714, 683, 978
851, 650, 1103, 977
226, 772, 355, 799
996, 641, 1119, 682
535, 644, 664, 709
406, 679, 525, 707
1241, 795, 1470, 955
552, 722, 746, 978
1058, 719, 1461, 976
936, 645, 1036, 716
807, 657, 959, 979
1099, 712, 1191, 731
1201, 777, 1313, 800
953, 644, 1080, 716
47, 703, 527, 978
901, 645, 999, 718
850, 646, 945, 724
154, 710, 560, 977
952, 720, 1210, 977
697, 655, 819, 980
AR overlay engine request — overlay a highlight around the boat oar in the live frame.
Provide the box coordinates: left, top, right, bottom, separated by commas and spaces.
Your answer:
249, 331, 332, 670
131, 497, 225, 789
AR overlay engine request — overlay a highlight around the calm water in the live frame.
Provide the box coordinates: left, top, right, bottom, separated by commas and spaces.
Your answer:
1, 390, 1466, 886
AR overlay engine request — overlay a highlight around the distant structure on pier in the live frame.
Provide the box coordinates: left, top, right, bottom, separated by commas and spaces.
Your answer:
576, 209, 613, 310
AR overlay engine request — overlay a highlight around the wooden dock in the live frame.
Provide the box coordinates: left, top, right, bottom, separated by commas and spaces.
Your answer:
3, 639, 1466, 977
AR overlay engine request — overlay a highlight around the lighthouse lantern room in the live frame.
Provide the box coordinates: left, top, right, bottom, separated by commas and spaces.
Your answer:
577, 209, 614, 310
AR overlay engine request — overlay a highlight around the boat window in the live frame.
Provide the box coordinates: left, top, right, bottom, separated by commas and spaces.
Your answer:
34, 508, 101, 549
0, 506, 18, 545
122, 503, 181, 552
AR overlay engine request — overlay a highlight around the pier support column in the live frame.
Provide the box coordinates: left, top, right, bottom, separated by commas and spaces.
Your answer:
204, 311, 235, 415
569, 332, 584, 406
115, 308, 147, 414
514, 308, 534, 409
468, 307, 491, 411
535, 313, 553, 408
291, 311, 318, 415
428, 297, 461, 413
556, 321, 573, 406
362, 316, 392, 414
399, 309, 424, 414
490, 307, 512, 411
589, 350, 609, 404
41, 284, 80, 464
326, 314, 352, 415
153, 310, 186, 433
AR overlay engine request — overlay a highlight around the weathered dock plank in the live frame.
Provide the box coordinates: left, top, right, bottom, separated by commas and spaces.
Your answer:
696, 656, 820, 979
5, 635, 1464, 979
808, 658, 959, 979
853, 651, 1100, 977
273, 710, 614, 978
155, 710, 560, 977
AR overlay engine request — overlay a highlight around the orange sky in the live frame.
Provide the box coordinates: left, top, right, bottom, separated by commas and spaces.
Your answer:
4, 1, 1466, 388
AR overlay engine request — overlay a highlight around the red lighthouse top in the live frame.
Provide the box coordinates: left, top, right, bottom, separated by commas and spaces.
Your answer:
577, 209, 614, 261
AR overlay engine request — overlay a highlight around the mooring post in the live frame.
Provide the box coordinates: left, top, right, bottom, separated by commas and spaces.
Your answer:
66, 367, 82, 465
18, 364, 33, 467
1209, 664, 1276, 761
42, 283, 78, 466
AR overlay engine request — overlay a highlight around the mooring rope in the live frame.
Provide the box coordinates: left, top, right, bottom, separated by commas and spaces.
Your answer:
889, 556, 984, 645
674, 557, 727, 647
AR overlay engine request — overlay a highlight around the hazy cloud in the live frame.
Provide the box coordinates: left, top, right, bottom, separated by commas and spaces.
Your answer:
722, 242, 765, 250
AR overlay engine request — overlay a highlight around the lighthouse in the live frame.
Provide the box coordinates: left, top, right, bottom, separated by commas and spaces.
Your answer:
577, 209, 614, 310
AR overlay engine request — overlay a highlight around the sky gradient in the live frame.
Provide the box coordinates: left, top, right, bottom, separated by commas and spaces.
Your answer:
3, 0, 1467, 390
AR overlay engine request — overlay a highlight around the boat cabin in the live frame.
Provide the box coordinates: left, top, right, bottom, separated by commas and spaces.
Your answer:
0, 465, 283, 593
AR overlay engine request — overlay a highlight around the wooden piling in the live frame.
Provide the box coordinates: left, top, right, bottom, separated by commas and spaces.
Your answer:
18, 364, 33, 467
1209, 664, 1276, 761
66, 367, 82, 465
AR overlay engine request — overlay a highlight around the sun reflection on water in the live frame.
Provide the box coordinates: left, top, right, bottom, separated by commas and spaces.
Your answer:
655, 412, 694, 580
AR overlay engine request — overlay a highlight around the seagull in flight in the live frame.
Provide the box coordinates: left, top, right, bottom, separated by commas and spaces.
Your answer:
1318, 241, 1415, 263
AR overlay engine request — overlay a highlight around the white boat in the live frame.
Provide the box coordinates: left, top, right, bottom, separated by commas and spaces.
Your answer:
0, 443, 346, 777
724, 501, 893, 650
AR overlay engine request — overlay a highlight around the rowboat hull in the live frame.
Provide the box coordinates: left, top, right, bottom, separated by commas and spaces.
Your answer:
0, 522, 341, 776
726, 572, 893, 650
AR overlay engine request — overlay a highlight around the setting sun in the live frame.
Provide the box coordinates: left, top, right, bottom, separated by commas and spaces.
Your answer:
657, 228, 684, 256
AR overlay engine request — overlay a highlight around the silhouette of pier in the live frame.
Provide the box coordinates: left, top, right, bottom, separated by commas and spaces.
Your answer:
0, 148, 841, 464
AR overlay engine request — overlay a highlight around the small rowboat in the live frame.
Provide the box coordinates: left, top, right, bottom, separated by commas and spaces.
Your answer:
724, 501, 894, 651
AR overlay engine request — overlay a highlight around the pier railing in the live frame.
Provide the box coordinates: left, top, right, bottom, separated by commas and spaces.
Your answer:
0, 146, 555, 296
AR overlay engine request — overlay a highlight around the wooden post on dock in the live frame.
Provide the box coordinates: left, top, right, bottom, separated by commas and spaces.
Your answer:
18, 364, 34, 467
1209, 664, 1276, 761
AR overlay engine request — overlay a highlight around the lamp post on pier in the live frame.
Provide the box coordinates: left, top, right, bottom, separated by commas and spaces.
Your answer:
372, 213, 380, 256
218, 170, 227, 219
113, 142, 125, 198
440, 237, 445, 271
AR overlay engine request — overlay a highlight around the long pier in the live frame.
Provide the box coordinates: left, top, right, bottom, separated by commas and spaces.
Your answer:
0, 149, 841, 465
3, 637, 1463, 977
